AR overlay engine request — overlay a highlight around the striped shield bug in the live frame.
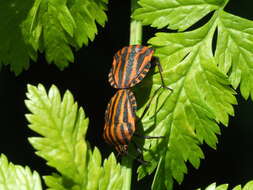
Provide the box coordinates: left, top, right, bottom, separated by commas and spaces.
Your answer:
103, 89, 164, 157
108, 45, 171, 90
103, 89, 137, 155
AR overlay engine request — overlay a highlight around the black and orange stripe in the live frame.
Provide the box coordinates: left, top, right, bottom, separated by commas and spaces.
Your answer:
103, 89, 137, 155
104, 45, 171, 156
108, 45, 154, 89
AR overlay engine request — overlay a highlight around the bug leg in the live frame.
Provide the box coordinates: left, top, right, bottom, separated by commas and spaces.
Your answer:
153, 57, 173, 91
138, 58, 173, 121
134, 133, 165, 139
138, 86, 162, 121
136, 157, 150, 165
132, 143, 150, 165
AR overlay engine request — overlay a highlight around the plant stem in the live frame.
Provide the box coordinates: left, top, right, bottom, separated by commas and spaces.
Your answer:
130, 20, 142, 45
129, 0, 142, 45
121, 1, 143, 190
121, 157, 134, 190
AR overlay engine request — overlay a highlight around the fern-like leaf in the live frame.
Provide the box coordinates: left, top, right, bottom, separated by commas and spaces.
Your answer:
0, 0, 34, 75
25, 84, 123, 190
134, 0, 253, 102
21, 0, 108, 69
133, 7, 237, 190
215, 11, 253, 100
0, 154, 42, 190
132, 0, 227, 31
131, 0, 253, 188
197, 180, 253, 190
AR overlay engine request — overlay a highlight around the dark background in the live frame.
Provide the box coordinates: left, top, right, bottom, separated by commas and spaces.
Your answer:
0, 1, 253, 190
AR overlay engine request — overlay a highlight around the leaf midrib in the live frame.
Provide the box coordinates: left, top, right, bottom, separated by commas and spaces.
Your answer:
160, 17, 218, 158
32, 88, 84, 182
142, 2, 219, 12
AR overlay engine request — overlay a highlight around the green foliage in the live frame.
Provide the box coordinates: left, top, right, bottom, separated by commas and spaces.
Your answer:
197, 180, 253, 190
0, 0, 108, 75
0, 154, 42, 190
0, 0, 34, 75
0, 0, 252, 189
131, 0, 253, 188
215, 12, 253, 100
133, 0, 253, 101
21, 0, 108, 70
136, 17, 236, 188
25, 84, 123, 190
133, 0, 227, 31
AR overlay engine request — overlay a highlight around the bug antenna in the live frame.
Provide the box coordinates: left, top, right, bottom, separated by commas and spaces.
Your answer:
138, 86, 163, 121
134, 133, 165, 142
140, 135, 165, 139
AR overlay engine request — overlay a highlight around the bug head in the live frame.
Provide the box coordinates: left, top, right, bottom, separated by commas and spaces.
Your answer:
115, 144, 128, 156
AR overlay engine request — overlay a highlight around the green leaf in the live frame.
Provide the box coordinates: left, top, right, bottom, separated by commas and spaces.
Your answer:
215, 11, 253, 100
196, 180, 253, 190
99, 154, 124, 190
0, 0, 34, 75
133, 0, 226, 31
69, 0, 108, 47
25, 84, 123, 190
201, 183, 228, 190
43, 173, 69, 190
21, 0, 108, 69
151, 157, 173, 190
215, 184, 229, 190
57, 4, 76, 37
132, 1, 253, 188
43, 3, 74, 69
241, 181, 253, 190
0, 154, 42, 190
136, 16, 236, 188
232, 185, 242, 190
25, 84, 88, 182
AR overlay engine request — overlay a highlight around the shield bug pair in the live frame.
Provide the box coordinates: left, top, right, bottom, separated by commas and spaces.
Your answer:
103, 45, 172, 158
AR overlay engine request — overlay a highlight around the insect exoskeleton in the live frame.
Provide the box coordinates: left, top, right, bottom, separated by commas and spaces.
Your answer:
104, 45, 172, 157
108, 45, 154, 89
103, 89, 137, 155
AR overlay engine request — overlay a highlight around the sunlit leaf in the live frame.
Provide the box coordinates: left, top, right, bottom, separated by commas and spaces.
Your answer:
0, 154, 42, 190
197, 180, 253, 190
215, 11, 253, 100
25, 84, 123, 190
133, 0, 226, 31
135, 17, 236, 188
